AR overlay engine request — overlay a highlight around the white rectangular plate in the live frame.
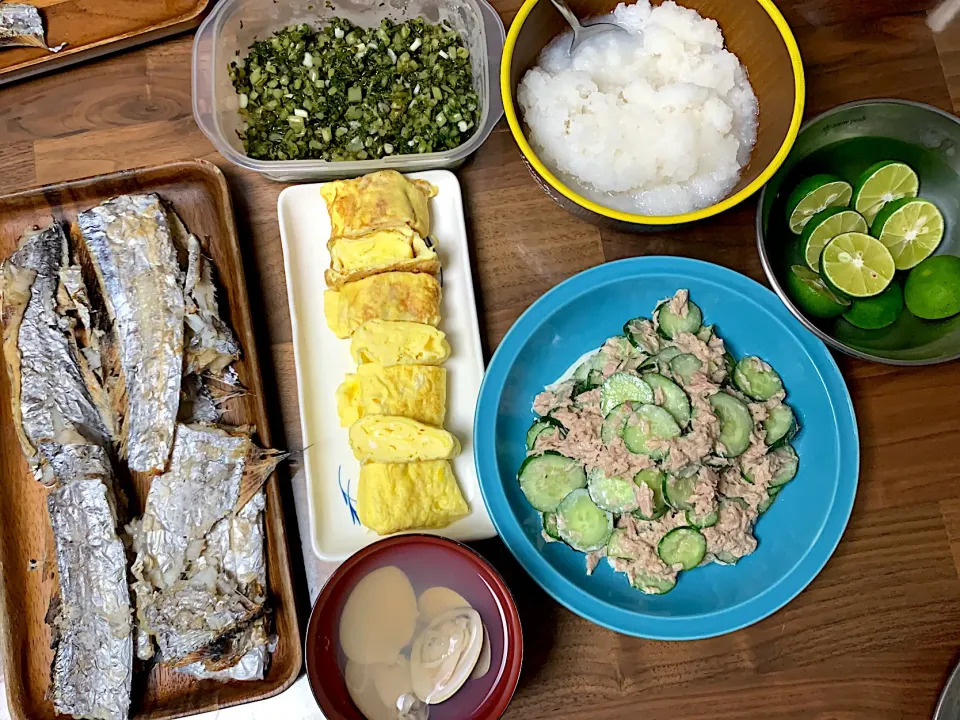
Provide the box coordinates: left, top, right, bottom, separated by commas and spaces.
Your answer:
278, 170, 496, 560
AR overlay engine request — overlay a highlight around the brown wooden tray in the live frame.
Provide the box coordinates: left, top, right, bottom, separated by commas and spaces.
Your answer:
0, 160, 302, 720
0, 0, 210, 87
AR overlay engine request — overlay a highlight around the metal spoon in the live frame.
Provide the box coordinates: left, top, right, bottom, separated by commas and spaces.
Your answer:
547, 0, 628, 54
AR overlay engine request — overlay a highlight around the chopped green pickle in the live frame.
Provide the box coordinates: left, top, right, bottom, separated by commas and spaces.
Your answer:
229, 18, 481, 162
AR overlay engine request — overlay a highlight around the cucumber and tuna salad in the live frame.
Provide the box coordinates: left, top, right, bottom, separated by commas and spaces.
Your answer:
519, 290, 800, 595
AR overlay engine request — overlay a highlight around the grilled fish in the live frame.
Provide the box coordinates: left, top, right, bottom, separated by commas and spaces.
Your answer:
0, 3, 57, 50
79, 194, 185, 473
177, 223, 241, 377
47, 449, 132, 720
0, 223, 112, 477
130, 424, 284, 665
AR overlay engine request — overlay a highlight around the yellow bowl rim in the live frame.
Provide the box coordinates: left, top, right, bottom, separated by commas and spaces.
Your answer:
500, 0, 807, 225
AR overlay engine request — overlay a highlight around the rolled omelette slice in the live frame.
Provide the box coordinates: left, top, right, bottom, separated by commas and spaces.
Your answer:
357, 460, 468, 535
325, 228, 440, 289
336, 364, 447, 428
349, 416, 460, 463
324, 272, 441, 339
350, 320, 450, 366
321, 170, 437, 239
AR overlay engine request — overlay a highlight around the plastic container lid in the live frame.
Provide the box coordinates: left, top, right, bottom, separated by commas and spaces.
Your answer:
192, 0, 505, 182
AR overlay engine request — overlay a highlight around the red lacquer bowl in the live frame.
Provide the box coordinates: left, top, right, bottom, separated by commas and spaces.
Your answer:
306, 535, 523, 719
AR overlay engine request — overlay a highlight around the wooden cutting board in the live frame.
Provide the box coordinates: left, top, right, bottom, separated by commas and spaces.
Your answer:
0, 0, 209, 86
0, 159, 302, 720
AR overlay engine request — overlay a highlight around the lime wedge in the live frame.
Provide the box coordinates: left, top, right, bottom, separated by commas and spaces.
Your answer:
801, 207, 868, 272
786, 175, 854, 234
852, 161, 919, 225
784, 264, 850, 318
820, 232, 896, 298
870, 197, 944, 270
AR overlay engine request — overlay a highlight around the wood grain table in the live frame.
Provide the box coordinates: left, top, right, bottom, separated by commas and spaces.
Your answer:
2, 1, 960, 718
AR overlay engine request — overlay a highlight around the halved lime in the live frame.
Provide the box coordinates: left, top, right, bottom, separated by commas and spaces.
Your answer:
786, 174, 854, 234
801, 207, 868, 272
852, 161, 919, 225
843, 282, 904, 330
784, 264, 850, 318
820, 232, 896, 298
870, 197, 944, 270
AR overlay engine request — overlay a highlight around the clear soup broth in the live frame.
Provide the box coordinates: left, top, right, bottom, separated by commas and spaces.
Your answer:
335, 544, 508, 719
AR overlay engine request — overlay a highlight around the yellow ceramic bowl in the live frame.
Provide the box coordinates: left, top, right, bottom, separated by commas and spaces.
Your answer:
502, 0, 805, 229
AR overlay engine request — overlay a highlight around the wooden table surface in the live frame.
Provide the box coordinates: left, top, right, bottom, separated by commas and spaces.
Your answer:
3, 1, 960, 718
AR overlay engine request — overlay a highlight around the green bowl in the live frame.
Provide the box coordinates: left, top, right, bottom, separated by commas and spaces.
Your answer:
757, 99, 960, 365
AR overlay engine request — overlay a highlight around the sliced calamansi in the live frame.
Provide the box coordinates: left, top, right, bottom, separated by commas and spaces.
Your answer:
870, 196, 944, 270
852, 160, 919, 225
785, 174, 853, 234
801, 207, 868, 272
820, 232, 896, 298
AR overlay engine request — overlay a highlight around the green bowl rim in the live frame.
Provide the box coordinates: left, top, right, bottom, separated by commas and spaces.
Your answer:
755, 97, 960, 367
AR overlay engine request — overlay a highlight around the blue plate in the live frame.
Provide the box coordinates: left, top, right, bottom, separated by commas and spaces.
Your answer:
474, 257, 859, 640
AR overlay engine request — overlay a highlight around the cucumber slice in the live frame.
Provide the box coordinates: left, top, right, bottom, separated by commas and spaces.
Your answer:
632, 469, 667, 520
696, 324, 714, 343
600, 402, 631, 443
587, 467, 642, 513
714, 550, 741, 565
526, 417, 564, 451
733, 356, 784, 401
769, 445, 799, 488
642, 372, 691, 427
758, 487, 781, 514
664, 473, 697, 510
623, 317, 660, 354
573, 353, 602, 381
542, 512, 561, 540
653, 346, 682, 368
763, 404, 795, 446
709, 392, 753, 457
606, 528, 636, 560
600, 372, 654, 416
685, 507, 719, 529
573, 370, 603, 398
518, 452, 587, 512
656, 299, 703, 340
556, 488, 614, 552
669, 353, 703, 385
629, 570, 677, 595
657, 527, 706, 570
622, 404, 681, 459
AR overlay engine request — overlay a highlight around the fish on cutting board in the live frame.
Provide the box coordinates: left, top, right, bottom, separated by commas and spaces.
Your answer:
130, 423, 284, 667
0, 223, 113, 478
0, 3, 62, 51
324, 272, 442, 339
47, 446, 132, 720
78, 194, 185, 474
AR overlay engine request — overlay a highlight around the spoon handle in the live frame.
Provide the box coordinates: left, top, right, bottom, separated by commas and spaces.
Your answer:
547, 0, 584, 33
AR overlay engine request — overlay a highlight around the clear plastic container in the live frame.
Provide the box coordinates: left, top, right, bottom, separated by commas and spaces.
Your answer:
192, 0, 504, 182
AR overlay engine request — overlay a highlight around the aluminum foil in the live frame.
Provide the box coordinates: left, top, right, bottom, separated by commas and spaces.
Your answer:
0, 223, 112, 473
130, 424, 280, 666
178, 373, 223, 425
48, 471, 132, 720
0, 3, 52, 50
79, 194, 185, 473
177, 619, 271, 682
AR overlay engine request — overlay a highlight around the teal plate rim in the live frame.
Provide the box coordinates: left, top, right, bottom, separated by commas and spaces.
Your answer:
474, 256, 860, 640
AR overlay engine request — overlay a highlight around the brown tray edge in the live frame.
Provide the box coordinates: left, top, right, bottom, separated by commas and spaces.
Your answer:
0, 159, 303, 720
0, 0, 211, 88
